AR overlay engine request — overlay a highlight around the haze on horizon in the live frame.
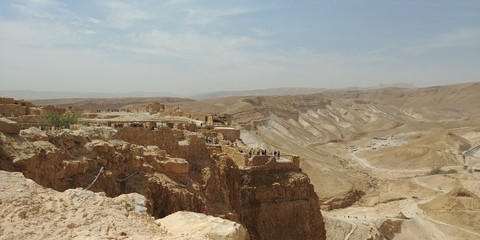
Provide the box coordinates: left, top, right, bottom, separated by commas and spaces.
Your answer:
1, 0, 479, 95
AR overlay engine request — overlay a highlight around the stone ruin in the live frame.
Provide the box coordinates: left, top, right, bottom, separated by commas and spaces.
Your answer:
146, 101, 165, 114
0, 97, 68, 130
0, 97, 33, 117
221, 144, 301, 173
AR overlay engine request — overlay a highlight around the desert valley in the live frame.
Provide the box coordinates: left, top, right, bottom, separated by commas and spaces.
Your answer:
1, 82, 480, 239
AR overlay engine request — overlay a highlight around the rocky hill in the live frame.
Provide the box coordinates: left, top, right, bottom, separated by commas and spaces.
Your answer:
323, 82, 480, 119
0, 170, 248, 240
420, 187, 480, 234
0, 123, 326, 240
3, 82, 480, 239
359, 131, 471, 169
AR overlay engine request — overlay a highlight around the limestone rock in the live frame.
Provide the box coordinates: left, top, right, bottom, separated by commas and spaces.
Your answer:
114, 192, 149, 214
164, 158, 189, 174
0, 170, 169, 239
20, 127, 48, 141
159, 158, 188, 184
158, 211, 249, 240
240, 171, 326, 240
0, 117, 20, 134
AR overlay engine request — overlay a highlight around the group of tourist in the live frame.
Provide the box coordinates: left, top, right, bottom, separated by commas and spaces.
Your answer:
95, 109, 123, 113
247, 148, 281, 159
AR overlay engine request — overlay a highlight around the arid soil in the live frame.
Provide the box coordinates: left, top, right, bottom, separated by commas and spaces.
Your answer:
175, 82, 480, 239
2, 82, 480, 239
0, 115, 324, 239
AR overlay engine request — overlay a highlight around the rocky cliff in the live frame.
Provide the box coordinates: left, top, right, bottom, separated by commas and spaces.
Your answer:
0, 126, 326, 239
240, 170, 326, 240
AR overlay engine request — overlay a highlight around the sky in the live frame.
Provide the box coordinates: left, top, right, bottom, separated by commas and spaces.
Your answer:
0, 0, 479, 95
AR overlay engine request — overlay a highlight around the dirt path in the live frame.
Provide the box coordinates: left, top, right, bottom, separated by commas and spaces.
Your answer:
412, 178, 445, 193
344, 220, 357, 240
404, 185, 480, 239
424, 213, 480, 238
351, 150, 430, 175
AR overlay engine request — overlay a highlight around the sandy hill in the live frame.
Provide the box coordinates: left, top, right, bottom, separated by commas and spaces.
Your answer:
421, 187, 480, 211
178, 94, 409, 206
323, 82, 480, 118
359, 131, 471, 169
192, 87, 327, 99
419, 187, 480, 234
175, 84, 480, 208
21, 83, 479, 205
32, 97, 193, 112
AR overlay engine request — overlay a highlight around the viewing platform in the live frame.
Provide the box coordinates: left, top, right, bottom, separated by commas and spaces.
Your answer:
221, 144, 301, 172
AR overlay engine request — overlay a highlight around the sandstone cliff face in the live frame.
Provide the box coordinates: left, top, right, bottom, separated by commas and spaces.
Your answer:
240, 171, 326, 240
0, 126, 326, 239
0, 127, 238, 220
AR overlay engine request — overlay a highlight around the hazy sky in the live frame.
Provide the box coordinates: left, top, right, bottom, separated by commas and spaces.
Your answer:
1, 0, 479, 95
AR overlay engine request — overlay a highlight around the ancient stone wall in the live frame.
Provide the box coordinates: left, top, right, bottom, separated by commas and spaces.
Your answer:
214, 127, 240, 142
247, 155, 300, 172
0, 98, 37, 117
0, 104, 26, 117
114, 127, 210, 164
176, 134, 210, 161
250, 155, 269, 166
115, 127, 181, 156
0, 97, 15, 105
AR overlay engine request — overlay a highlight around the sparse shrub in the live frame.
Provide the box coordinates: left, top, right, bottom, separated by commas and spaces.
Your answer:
445, 169, 457, 174
428, 166, 457, 175
374, 197, 407, 206
41, 111, 82, 129
429, 166, 442, 175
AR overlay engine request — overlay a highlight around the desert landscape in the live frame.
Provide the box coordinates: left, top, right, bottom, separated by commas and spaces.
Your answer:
2, 1, 480, 239
1, 82, 479, 239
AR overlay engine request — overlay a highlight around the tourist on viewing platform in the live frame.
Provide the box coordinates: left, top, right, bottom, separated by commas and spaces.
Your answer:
273, 150, 280, 160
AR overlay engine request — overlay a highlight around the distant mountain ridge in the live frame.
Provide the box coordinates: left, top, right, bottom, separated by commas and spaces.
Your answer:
0, 90, 180, 100
191, 87, 330, 99
0, 82, 424, 100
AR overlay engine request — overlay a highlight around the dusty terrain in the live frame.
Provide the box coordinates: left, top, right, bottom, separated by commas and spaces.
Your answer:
0, 100, 324, 239
2, 81, 480, 239
174, 82, 480, 239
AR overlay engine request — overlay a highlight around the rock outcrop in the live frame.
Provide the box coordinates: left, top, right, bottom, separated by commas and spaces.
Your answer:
0, 126, 326, 239
240, 171, 326, 240
0, 117, 20, 134
0, 170, 247, 240
159, 211, 249, 240
0, 127, 236, 220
